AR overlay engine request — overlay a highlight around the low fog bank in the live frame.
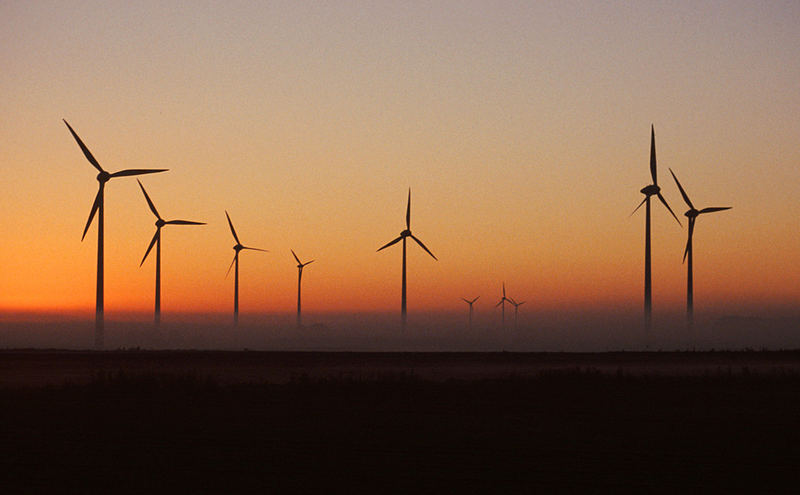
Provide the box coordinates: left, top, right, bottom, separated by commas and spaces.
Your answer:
2, 309, 799, 351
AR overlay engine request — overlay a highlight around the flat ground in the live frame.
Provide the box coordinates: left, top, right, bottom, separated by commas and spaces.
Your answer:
1, 350, 799, 493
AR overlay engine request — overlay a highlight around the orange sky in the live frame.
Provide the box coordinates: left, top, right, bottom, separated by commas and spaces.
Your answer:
1, 2, 799, 320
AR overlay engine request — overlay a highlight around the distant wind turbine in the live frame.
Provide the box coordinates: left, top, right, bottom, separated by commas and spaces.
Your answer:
64, 120, 167, 349
496, 283, 512, 330
461, 296, 479, 329
631, 125, 681, 332
137, 180, 205, 325
377, 188, 437, 329
669, 169, 731, 328
291, 249, 314, 328
225, 211, 267, 326
509, 298, 526, 329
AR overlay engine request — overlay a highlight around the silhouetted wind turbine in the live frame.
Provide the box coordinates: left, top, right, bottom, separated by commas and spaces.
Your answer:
225, 211, 267, 326
64, 120, 167, 349
669, 169, 731, 328
509, 298, 525, 329
291, 249, 314, 328
137, 180, 205, 325
631, 125, 681, 332
496, 283, 512, 330
377, 188, 437, 329
461, 296, 479, 329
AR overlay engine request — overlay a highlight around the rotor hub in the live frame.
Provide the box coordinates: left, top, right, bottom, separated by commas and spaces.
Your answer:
640, 184, 660, 196
685, 209, 699, 218
234, 244, 243, 252
97, 171, 111, 183
401, 229, 411, 237
156, 219, 166, 227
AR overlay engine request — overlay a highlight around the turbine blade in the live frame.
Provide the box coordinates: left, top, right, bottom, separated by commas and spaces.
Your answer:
473, 296, 480, 303
462, 298, 470, 304
81, 188, 102, 241
683, 218, 695, 264
63, 119, 104, 173
165, 220, 205, 225
699, 206, 732, 214
682, 237, 690, 264
137, 179, 161, 220
225, 211, 240, 244
377, 236, 403, 252
291, 249, 301, 264
630, 197, 647, 216
650, 124, 658, 185
669, 168, 694, 209
657, 193, 682, 226
110, 168, 168, 178
140, 229, 160, 266
242, 246, 268, 252
502, 283, 506, 297
410, 234, 437, 260
226, 253, 238, 277
496, 299, 504, 307
406, 188, 411, 230
303, 260, 315, 267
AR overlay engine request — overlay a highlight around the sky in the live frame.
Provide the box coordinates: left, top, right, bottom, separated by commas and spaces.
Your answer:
1, 1, 799, 325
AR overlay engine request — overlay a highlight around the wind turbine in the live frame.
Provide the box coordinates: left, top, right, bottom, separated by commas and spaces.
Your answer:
495, 283, 512, 330
137, 180, 205, 325
461, 296, 479, 329
377, 188, 437, 329
64, 120, 167, 349
225, 211, 267, 326
669, 169, 731, 328
631, 125, 681, 332
291, 249, 314, 328
509, 298, 526, 329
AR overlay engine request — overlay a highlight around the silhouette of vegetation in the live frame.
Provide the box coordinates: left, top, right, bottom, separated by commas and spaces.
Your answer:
2, 351, 799, 493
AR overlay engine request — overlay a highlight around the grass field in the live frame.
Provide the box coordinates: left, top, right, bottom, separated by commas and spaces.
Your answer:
2, 351, 799, 493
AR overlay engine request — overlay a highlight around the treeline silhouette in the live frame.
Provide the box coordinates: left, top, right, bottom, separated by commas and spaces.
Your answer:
2, 363, 798, 493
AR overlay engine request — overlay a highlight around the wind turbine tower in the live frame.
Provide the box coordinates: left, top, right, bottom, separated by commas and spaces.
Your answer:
496, 283, 512, 330
291, 249, 314, 328
461, 296, 480, 329
669, 169, 731, 328
510, 298, 526, 329
631, 125, 681, 332
225, 211, 267, 326
377, 188, 437, 329
64, 120, 167, 348
137, 180, 205, 325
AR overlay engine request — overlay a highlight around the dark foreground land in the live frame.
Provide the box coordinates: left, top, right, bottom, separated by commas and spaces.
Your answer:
2, 350, 800, 493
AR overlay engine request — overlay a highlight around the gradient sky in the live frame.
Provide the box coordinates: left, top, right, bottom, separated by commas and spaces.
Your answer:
1, 1, 799, 319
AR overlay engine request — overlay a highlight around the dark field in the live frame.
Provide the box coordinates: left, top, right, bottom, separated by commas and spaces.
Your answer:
2, 351, 800, 493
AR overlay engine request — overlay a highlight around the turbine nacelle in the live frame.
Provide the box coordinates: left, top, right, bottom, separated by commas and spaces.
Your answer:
234, 244, 244, 252
640, 184, 660, 196
156, 218, 166, 228
685, 209, 700, 218
97, 171, 111, 183
400, 229, 411, 237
